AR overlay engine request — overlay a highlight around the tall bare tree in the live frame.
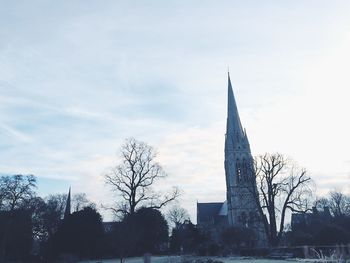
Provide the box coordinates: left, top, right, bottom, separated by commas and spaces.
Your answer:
248, 153, 313, 246
105, 138, 179, 216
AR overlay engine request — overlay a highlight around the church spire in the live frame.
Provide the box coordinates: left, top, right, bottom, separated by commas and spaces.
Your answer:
226, 73, 244, 138
64, 187, 71, 219
223, 73, 266, 245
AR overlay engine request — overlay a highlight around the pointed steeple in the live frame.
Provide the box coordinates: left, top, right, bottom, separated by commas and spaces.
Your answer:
223, 73, 267, 245
64, 187, 71, 219
226, 73, 244, 138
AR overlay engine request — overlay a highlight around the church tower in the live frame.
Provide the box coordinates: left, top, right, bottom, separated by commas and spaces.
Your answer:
224, 74, 266, 245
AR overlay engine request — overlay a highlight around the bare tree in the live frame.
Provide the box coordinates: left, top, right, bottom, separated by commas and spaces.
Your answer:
248, 153, 313, 246
0, 174, 37, 211
167, 205, 190, 229
26, 196, 48, 241
0, 175, 37, 261
314, 197, 330, 211
314, 190, 350, 217
45, 194, 67, 218
72, 193, 95, 212
0, 179, 7, 210
328, 191, 350, 216
105, 138, 180, 216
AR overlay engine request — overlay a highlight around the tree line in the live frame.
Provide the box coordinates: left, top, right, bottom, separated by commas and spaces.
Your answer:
0, 174, 102, 262
0, 138, 182, 262
0, 137, 349, 262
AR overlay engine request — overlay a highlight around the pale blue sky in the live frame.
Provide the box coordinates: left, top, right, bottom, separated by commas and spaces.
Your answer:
1, 1, 350, 221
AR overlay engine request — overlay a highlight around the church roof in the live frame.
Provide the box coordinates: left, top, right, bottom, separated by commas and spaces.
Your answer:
218, 200, 228, 216
197, 202, 225, 224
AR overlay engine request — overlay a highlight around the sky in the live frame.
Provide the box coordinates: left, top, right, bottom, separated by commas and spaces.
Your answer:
1, 0, 350, 222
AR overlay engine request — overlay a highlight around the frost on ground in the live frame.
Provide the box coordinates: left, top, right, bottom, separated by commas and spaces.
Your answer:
78, 255, 302, 263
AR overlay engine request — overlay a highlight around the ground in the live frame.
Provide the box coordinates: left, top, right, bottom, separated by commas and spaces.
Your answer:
78, 255, 308, 263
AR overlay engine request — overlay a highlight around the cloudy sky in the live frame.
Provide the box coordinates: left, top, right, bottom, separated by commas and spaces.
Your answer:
1, 1, 350, 221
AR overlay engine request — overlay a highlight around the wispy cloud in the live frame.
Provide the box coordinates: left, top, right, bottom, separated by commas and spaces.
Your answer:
0, 123, 34, 143
1, 0, 350, 221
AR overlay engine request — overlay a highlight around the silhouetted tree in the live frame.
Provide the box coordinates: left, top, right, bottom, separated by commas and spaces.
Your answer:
288, 217, 350, 246
0, 175, 37, 262
52, 207, 104, 259
287, 230, 314, 246
105, 138, 179, 217
26, 196, 48, 241
109, 220, 138, 263
287, 191, 350, 246
248, 153, 313, 246
167, 205, 190, 229
169, 220, 201, 254
0, 210, 32, 262
0, 175, 36, 211
328, 191, 350, 217
221, 226, 256, 249
110, 207, 168, 262
0, 181, 6, 210
314, 196, 330, 211
72, 193, 95, 212
27, 194, 70, 241
45, 194, 67, 218
169, 228, 181, 253
314, 224, 350, 245
131, 207, 168, 254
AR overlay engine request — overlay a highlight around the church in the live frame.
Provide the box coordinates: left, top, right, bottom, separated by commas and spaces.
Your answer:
197, 74, 266, 246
